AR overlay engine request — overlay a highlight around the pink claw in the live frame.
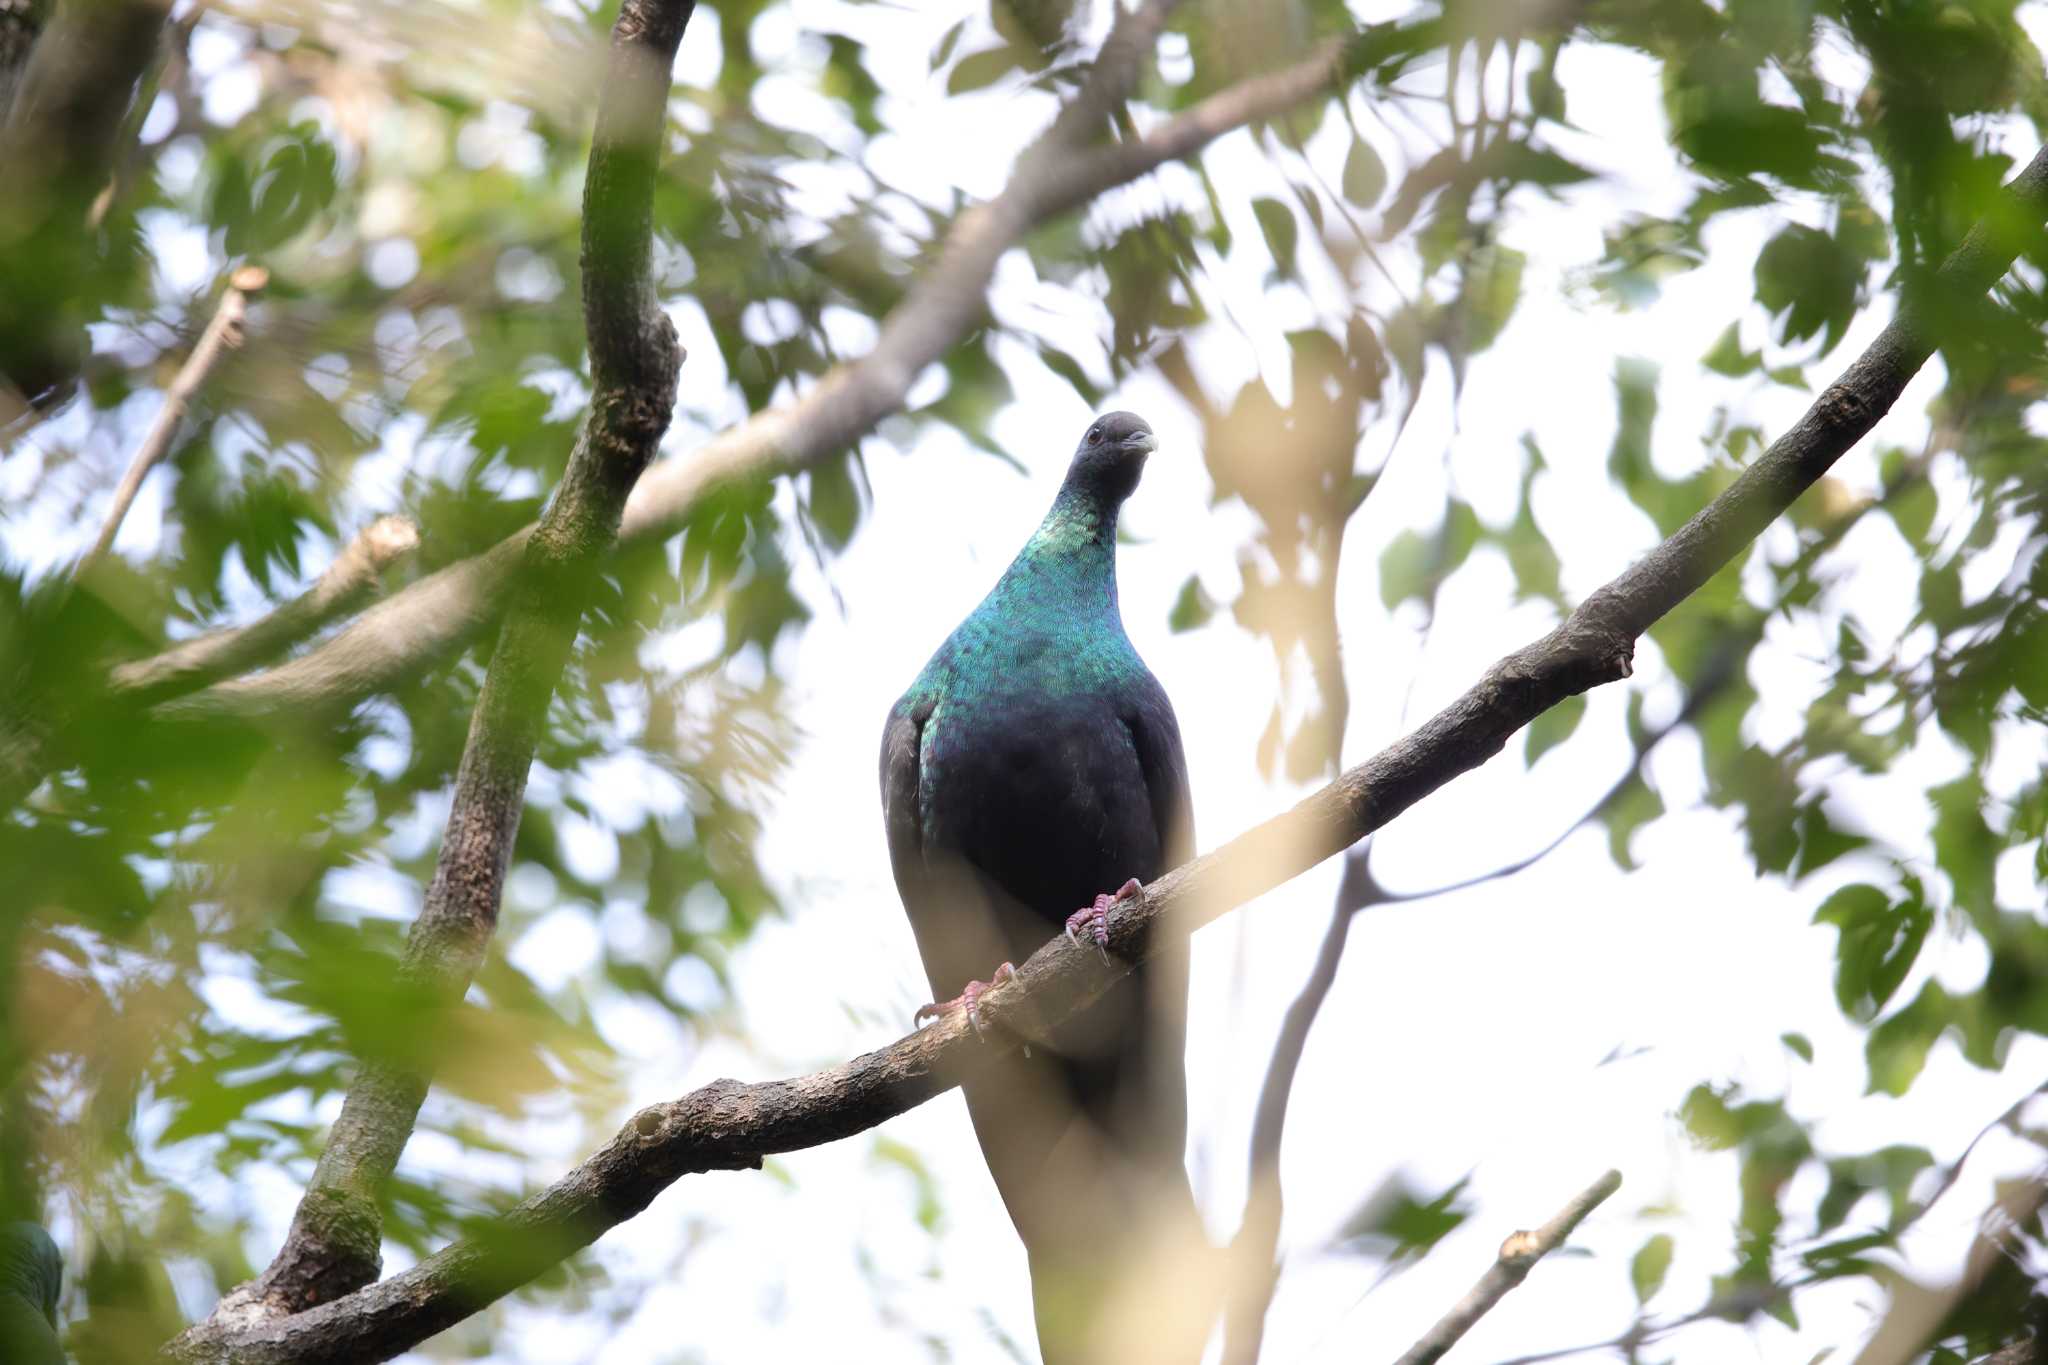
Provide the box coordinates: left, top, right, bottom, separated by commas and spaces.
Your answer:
915, 961, 1017, 1037
1065, 878, 1143, 965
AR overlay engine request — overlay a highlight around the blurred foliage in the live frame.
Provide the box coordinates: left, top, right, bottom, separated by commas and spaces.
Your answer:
2, 0, 2048, 1360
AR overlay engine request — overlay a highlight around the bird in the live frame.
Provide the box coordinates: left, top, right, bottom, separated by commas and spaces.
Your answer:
0, 1222, 65, 1364
880, 411, 1208, 1363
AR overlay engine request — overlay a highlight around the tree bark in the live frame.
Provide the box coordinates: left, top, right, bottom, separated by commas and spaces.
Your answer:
1392, 1171, 1623, 1365
170, 0, 693, 1338
0, 0, 169, 421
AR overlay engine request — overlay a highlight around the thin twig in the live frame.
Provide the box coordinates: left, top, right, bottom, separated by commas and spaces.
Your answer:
1220, 846, 1376, 1365
77, 264, 268, 572
1393, 1170, 1624, 1365
1488, 1074, 2048, 1365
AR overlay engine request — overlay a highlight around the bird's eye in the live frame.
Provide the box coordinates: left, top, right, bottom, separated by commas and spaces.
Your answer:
1087, 428, 1102, 445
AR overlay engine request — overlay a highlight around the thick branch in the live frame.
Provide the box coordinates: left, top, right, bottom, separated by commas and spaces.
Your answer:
162, 31, 1350, 724
79, 265, 268, 572
174, 143, 2048, 1365
108, 515, 419, 706
0, 0, 47, 125
0, 0, 170, 422
1392, 1170, 1623, 1365
178, 0, 693, 1334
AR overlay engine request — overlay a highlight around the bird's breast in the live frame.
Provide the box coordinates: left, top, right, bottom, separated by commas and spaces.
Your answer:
917, 688, 1160, 920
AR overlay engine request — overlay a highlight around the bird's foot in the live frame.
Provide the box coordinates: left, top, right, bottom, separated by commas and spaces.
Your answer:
1065, 877, 1143, 965
915, 962, 1017, 1038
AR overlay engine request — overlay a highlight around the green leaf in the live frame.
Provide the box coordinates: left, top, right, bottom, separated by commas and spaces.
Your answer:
1781, 1032, 1814, 1063
1753, 222, 1861, 351
1036, 343, 1102, 406
1493, 141, 1595, 187
1168, 576, 1215, 633
1604, 779, 1665, 870
1461, 245, 1525, 354
1251, 197, 1299, 278
1524, 693, 1586, 766
1887, 479, 1937, 547
1793, 800, 1868, 878
1813, 881, 1930, 1018
930, 18, 966, 70
1865, 983, 1953, 1096
1631, 1233, 1674, 1304
1341, 135, 1387, 207
947, 44, 1025, 95
1930, 777, 1998, 924
805, 454, 863, 552
1702, 321, 1761, 377
871, 1136, 943, 1232
1333, 1175, 1473, 1261
1378, 528, 1432, 610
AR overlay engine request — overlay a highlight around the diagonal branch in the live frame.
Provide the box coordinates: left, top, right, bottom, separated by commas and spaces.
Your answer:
107, 514, 419, 707
78, 265, 269, 573
176, 0, 694, 1336
1392, 1170, 1623, 1365
1217, 343, 1990, 1365
156, 30, 1352, 726
172, 140, 2048, 1365
1219, 625, 1750, 1365
0, 511, 420, 817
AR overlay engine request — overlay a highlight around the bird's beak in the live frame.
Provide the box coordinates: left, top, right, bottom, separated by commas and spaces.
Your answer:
1122, 431, 1158, 458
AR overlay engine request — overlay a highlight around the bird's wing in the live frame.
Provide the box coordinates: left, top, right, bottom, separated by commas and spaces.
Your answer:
881, 698, 1024, 1000
878, 697, 924, 880
1124, 677, 1194, 871
0, 1224, 63, 1365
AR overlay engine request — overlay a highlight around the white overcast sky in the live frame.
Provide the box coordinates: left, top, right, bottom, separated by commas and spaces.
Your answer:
11, 1, 2048, 1362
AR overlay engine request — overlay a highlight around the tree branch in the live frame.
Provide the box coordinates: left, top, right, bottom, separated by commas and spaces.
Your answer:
172, 0, 693, 1338
0, 0, 47, 126
1853, 1172, 2048, 1365
158, 29, 1350, 725
1391, 1170, 1623, 1365
1214, 311, 1968, 1365
1850, 1168, 2048, 1365
107, 514, 419, 707
0, 0, 170, 423
1219, 843, 1374, 1365
79, 265, 268, 573
170, 140, 2048, 1365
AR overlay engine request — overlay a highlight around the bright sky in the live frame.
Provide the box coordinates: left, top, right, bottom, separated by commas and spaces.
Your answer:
10, 1, 2048, 1362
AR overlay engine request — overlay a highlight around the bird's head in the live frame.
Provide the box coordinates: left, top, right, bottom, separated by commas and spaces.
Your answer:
1064, 411, 1157, 505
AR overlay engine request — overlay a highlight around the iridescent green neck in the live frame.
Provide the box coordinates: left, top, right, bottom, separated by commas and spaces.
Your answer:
965, 478, 1124, 638
1022, 479, 1119, 563
905, 473, 1139, 704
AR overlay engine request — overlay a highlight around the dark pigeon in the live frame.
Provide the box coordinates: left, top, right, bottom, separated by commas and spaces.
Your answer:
881, 411, 1205, 1362
0, 1222, 64, 1365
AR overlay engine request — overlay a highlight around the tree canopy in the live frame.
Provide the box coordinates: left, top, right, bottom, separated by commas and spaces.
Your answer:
3, 0, 2048, 1361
